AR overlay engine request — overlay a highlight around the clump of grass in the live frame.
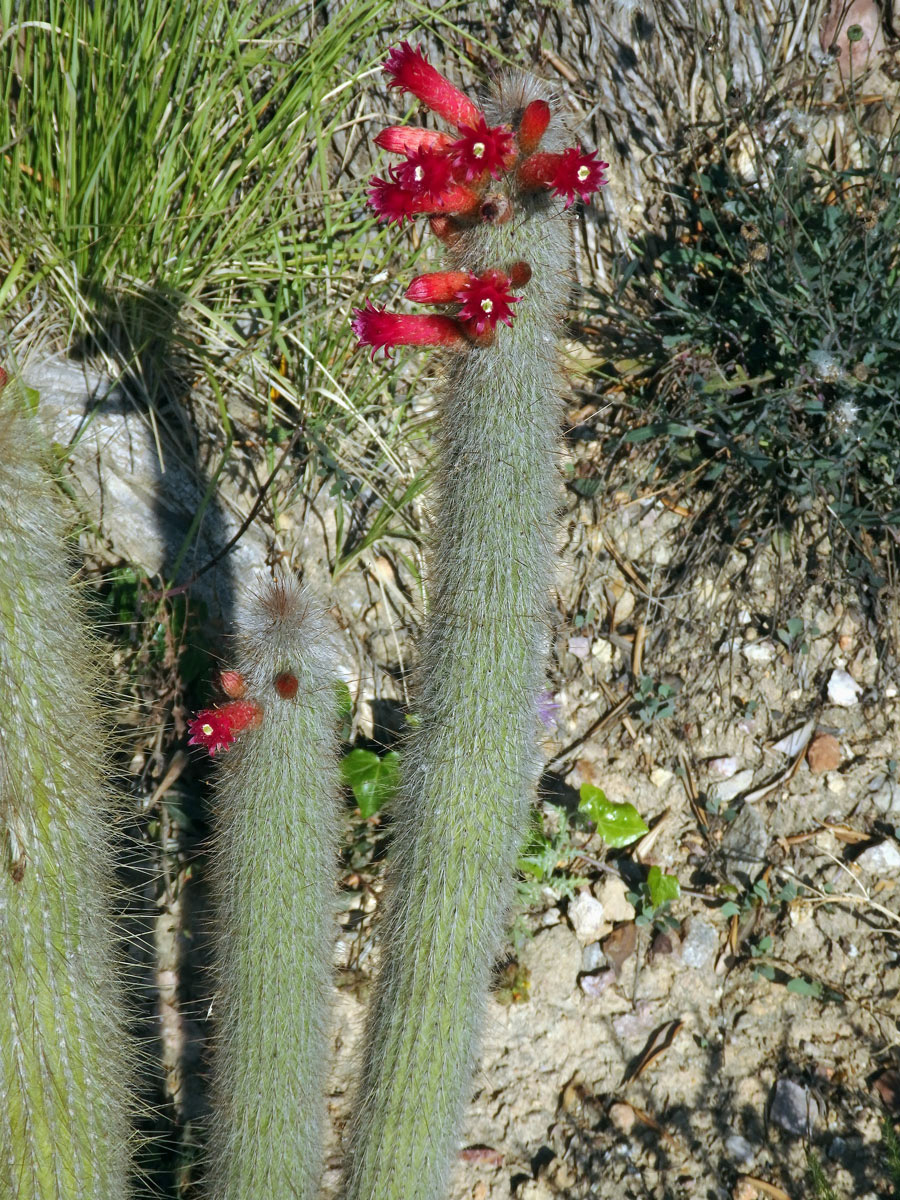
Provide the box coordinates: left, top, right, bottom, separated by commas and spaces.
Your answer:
600, 102, 900, 585
0, 0, 435, 567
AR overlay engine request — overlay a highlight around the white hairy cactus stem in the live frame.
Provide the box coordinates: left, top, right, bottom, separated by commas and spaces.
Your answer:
204, 578, 342, 1200
345, 70, 578, 1200
0, 376, 135, 1198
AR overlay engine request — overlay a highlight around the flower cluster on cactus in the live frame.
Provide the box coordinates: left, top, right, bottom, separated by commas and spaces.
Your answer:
351, 41, 608, 358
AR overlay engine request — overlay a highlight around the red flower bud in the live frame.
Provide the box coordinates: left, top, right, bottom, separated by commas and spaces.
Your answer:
405, 271, 471, 304
374, 127, 453, 155
517, 100, 551, 154
274, 672, 299, 700
218, 670, 247, 699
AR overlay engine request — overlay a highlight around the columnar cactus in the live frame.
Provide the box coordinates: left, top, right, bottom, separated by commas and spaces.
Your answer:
194, 578, 342, 1200
345, 47, 607, 1200
0, 370, 134, 1198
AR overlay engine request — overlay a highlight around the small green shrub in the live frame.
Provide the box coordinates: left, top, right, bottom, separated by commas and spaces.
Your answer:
606, 129, 900, 575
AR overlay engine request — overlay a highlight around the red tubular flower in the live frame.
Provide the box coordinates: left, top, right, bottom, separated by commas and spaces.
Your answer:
188, 700, 261, 756
405, 271, 471, 304
383, 42, 482, 129
374, 127, 453, 155
351, 303, 467, 358
518, 147, 609, 207
517, 100, 551, 154
368, 173, 480, 225
448, 116, 515, 181
456, 270, 521, 335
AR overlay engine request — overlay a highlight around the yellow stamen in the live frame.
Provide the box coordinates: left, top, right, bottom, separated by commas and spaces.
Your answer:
480, 298, 493, 313
472, 142, 485, 158
202, 723, 214, 736
577, 165, 590, 181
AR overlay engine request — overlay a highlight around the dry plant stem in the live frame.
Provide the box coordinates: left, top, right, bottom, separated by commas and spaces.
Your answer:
205, 579, 342, 1200
0, 379, 133, 1198
345, 79, 572, 1200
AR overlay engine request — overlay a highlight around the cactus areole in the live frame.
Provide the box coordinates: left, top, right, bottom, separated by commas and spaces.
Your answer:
346, 46, 608, 1200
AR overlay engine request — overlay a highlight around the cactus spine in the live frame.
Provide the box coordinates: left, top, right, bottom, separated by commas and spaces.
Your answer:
346, 48, 608, 1200
199, 579, 342, 1200
0, 372, 134, 1198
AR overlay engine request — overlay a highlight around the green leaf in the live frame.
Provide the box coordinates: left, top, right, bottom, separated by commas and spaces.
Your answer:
786, 976, 823, 998
340, 749, 400, 818
719, 900, 741, 918
646, 865, 681, 908
623, 421, 695, 443
334, 680, 353, 720
578, 784, 649, 848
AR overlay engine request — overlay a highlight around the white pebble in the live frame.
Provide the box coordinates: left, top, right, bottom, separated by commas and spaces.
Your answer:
855, 841, 900, 875
827, 668, 861, 707
568, 892, 611, 944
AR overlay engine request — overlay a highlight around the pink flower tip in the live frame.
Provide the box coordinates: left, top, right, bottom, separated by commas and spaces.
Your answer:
187, 700, 261, 756
448, 116, 515, 182
381, 42, 481, 130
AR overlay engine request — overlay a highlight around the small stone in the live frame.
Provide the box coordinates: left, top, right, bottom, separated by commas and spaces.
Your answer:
580, 969, 616, 998
650, 929, 681, 961
709, 768, 755, 805
827, 1136, 849, 1162
568, 892, 611, 944
855, 841, 900, 875
540, 906, 561, 927
871, 1067, 900, 1112
609, 1102, 636, 1134
724, 1134, 756, 1166
743, 640, 777, 664
516, 1181, 553, 1200
594, 876, 636, 923
581, 941, 607, 973
871, 778, 900, 814
708, 755, 739, 780
602, 922, 637, 974
681, 917, 718, 969
769, 1078, 821, 1136
807, 732, 841, 773
827, 668, 862, 707
650, 766, 674, 788
719, 804, 768, 887
568, 636, 591, 660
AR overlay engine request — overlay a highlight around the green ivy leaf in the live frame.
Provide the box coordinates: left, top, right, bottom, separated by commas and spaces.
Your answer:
578, 784, 649, 848
646, 865, 681, 907
340, 748, 400, 818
